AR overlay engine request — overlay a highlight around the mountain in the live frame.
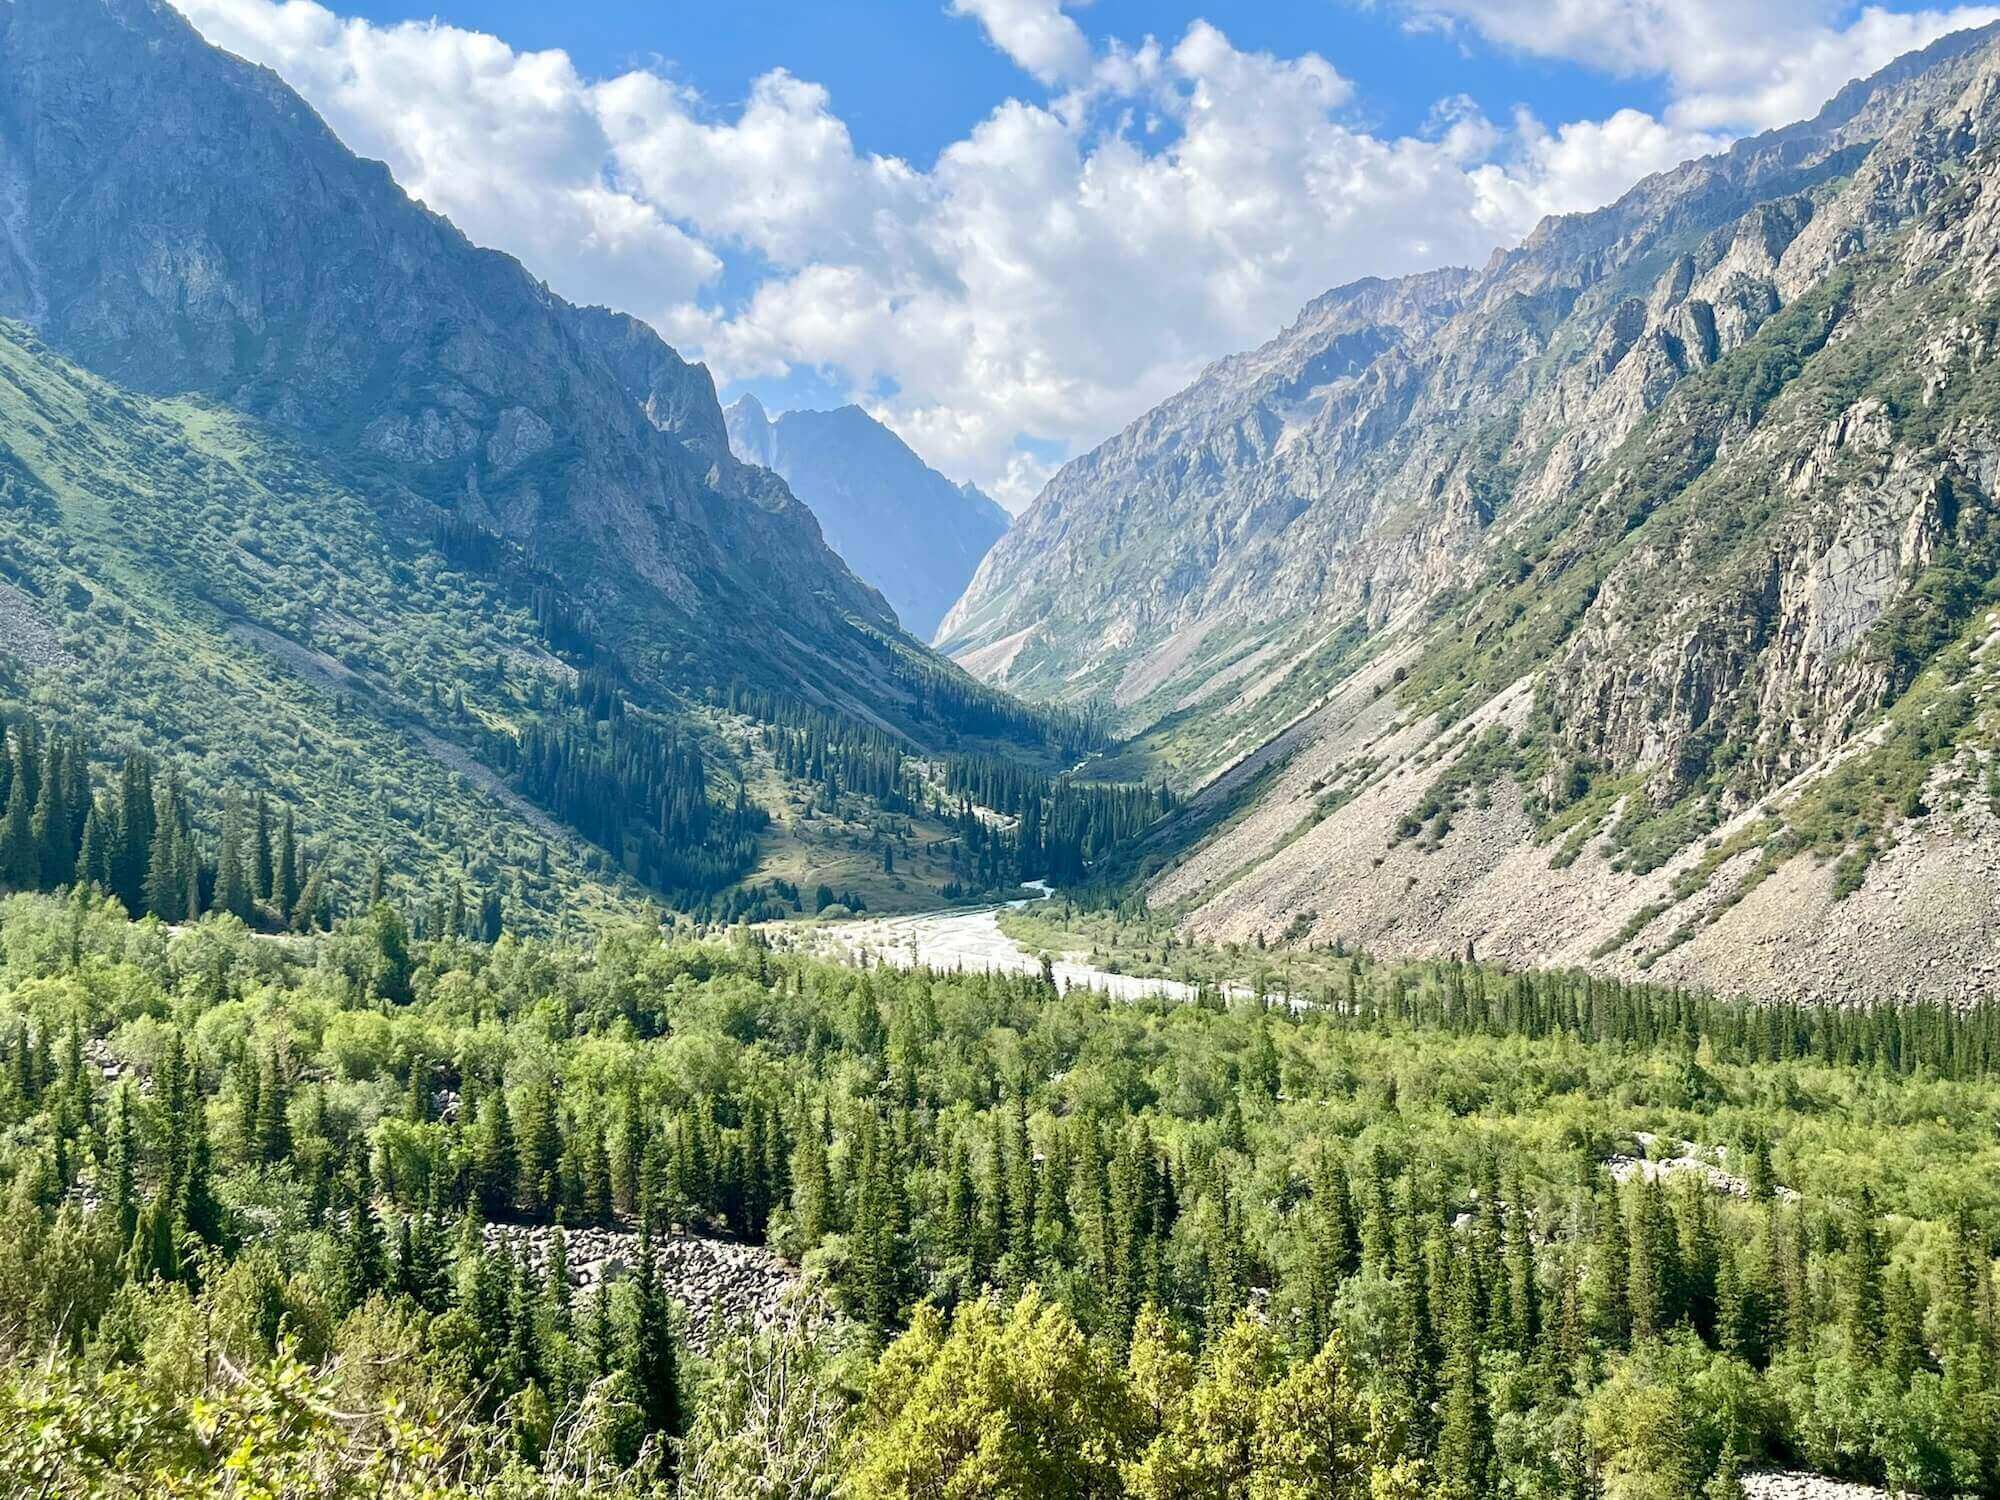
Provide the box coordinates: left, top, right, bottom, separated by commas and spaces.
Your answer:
0, 0, 1086, 923
0, 0, 1012, 726
724, 397, 1009, 640
943, 21, 2000, 1001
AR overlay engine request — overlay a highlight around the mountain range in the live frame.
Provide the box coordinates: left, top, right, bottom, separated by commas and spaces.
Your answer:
940, 19, 2000, 1001
0, 0, 1080, 925
723, 397, 1008, 641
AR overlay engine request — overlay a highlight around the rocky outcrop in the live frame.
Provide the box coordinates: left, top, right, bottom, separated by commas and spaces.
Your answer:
725, 398, 1008, 641
1740, 1475, 1887, 1500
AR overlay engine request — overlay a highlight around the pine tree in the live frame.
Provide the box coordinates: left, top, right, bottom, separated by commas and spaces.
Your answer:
852, 1112, 911, 1336
75, 801, 109, 890
275, 807, 299, 918
475, 1091, 517, 1219
29, 736, 70, 888
0, 771, 34, 890
112, 754, 155, 916
626, 1214, 683, 1449
145, 784, 184, 920
254, 1049, 291, 1164
250, 793, 273, 902
108, 1080, 138, 1243
337, 1150, 386, 1311
1626, 1177, 1678, 1343
1844, 1187, 1885, 1363
1435, 1253, 1492, 1500
517, 1082, 561, 1219
214, 796, 251, 920
291, 862, 328, 933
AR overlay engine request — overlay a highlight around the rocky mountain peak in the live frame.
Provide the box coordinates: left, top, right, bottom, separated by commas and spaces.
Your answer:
723, 399, 1008, 640
940, 19, 2000, 1001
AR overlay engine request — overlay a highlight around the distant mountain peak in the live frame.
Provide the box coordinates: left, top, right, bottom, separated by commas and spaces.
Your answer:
723, 400, 1006, 640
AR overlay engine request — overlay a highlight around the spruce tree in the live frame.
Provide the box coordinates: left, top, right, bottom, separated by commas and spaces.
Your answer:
625, 1213, 683, 1449
254, 1049, 291, 1164
275, 808, 299, 918
250, 793, 273, 903
29, 737, 69, 888
475, 1091, 517, 1219
1435, 1254, 1492, 1500
214, 797, 251, 920
111, 755, 154, 915
0, 773, 34, 890
75, 801, 109, 890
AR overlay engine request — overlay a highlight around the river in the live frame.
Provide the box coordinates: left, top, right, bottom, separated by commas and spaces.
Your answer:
779, 882, 1298, 1008
777, 881, 1209, 1003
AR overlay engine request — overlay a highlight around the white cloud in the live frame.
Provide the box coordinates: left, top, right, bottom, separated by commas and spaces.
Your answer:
175, 0, 722, 319
1469, 108, 1731, 231
949, 0, 1093, 86
1401, 1, 2000, 131
168, 0, 1981, 513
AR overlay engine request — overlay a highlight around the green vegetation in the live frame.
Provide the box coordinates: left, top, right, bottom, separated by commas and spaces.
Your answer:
0, 322, 1173, 932
1, 870, 1997, 1493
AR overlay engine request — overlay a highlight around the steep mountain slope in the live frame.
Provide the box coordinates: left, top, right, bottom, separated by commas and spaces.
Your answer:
0, 318, 640, 928
949, 22, 2000, 1000
725, 398, 1008, 639
0, 0, 972, 730
0, 0, 1101, 922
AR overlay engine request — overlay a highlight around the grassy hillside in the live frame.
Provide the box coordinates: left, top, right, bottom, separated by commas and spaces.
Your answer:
0, 320, 655, 929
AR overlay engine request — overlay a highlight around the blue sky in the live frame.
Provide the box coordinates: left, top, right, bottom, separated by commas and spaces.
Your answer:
175, 0, 2000, 506
315, 0, 1656, 163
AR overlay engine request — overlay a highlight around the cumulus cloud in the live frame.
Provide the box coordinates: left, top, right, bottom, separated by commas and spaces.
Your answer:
169, 0, 1972, 511
949, 0, 1093, 86
1400, 1, 2000, 131
175, 0, 721, 319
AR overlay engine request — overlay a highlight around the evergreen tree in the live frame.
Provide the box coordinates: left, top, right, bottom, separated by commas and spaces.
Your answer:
275, 807, 300, 918
475, 1090, 517, 1219
75, 801, 109, 890
250, 793, 273, 902
0, 770, 34, 890
1435, 1254, 1492, 1500
213, 796, 251, 920
625, 1214, 683, 1450
254, 1049, 291, 1164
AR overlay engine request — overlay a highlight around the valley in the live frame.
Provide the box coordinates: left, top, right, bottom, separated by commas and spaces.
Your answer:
3, 1, 2000, 1496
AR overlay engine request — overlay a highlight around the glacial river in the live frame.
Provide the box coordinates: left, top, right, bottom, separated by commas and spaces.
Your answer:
782, 882, 1293, 1008
777, 882, 1202, 1002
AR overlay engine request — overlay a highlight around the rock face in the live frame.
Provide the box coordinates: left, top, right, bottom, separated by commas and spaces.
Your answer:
725, 398, 1008, 641
0, 0, 955, 724
941, 26, 2000, 721
947, 22, 2000, 999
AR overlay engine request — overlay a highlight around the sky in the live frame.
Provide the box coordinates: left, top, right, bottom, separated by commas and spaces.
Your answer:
170, 1, 2000, 510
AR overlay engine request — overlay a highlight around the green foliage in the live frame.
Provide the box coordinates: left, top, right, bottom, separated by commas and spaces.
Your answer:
0, 883, 1994, 1494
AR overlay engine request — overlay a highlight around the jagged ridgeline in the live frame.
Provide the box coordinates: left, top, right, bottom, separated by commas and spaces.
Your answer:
943, 19, 2000, 1000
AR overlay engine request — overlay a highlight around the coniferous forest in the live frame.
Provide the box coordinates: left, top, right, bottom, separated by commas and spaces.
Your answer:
1, 870, 1998, 1496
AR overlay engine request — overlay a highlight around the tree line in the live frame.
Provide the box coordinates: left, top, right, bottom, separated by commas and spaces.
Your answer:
0, 711, 329, 929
